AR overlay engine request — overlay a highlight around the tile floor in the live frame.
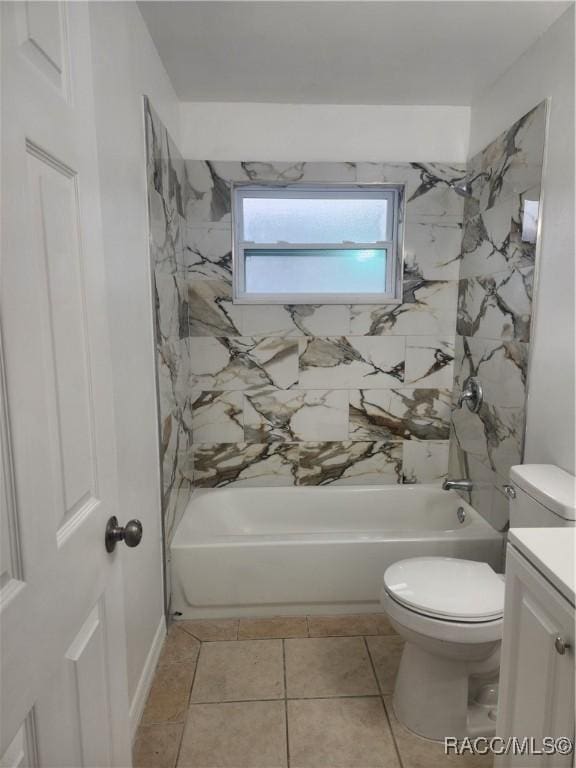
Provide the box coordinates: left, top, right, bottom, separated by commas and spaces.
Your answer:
133, 615, 493, 768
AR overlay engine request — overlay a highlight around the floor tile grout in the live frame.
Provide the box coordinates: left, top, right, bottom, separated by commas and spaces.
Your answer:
173, 642, 203, 768
136, 616, 409, 768
363, 636, 405, 768
282, 639, 291, 768
187, 694, 386, 706
194, 631, 397, 643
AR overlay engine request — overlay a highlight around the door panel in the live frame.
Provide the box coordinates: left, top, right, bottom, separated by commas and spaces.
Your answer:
1, 2, 132, 764
0, 333, 25, 595
14, 1, 69, 95
26, 143, 99, 540
34, 601, 113, 768
0, 715, 38, 768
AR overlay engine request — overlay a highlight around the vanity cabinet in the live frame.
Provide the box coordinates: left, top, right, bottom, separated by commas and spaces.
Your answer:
496, 544, 575, 767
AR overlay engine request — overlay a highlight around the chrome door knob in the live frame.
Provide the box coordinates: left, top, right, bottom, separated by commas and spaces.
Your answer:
555, 636, 571, 655
105, 516, 143, 553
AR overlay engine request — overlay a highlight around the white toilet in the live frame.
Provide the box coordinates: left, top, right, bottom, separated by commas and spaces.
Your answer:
382, 464, 576, 742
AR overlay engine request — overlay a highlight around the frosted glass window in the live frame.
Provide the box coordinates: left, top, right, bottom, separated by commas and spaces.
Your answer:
245, 249, 387, 294
242, 197, 389, 243
233, 184, 403, 304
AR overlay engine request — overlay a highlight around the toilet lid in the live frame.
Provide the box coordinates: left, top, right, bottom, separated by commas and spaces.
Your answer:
383, 557, 504, 622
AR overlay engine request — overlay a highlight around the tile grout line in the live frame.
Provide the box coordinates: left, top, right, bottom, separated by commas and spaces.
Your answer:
148, 619, 399, 766
282, 638, 291, 768
173, 642, 203, 768
363, 636, 405, 768
183, 693, 385, 706
195, 631, 398, 644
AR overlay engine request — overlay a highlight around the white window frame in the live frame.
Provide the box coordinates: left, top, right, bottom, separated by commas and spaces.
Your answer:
232, 183, 404, 305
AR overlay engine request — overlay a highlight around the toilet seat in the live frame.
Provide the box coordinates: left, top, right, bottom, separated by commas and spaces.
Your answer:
383, 557, 504, 623
382, 589, 503, 644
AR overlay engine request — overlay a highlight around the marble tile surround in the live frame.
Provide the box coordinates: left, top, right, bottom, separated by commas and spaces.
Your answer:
146, 97, 546, 532
145, 97, 194, 549
180, 159, 465, 488
449, 102, 546, 531
145, 97, 467, 492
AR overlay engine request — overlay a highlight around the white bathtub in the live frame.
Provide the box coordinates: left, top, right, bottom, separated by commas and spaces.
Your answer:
170, 485, 504, 619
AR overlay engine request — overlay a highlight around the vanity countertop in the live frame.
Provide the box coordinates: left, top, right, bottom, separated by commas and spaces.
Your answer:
509, 527, 575, 606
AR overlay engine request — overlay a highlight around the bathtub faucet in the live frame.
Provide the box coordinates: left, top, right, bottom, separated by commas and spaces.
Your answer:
442, 479, 473, 492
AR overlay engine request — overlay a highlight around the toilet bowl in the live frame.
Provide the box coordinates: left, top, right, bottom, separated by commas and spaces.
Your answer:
381, 556, 504, 741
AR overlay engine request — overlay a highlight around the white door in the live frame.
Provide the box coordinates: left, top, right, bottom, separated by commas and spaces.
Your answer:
496, 545, 575, 767
1, 2, 132, 765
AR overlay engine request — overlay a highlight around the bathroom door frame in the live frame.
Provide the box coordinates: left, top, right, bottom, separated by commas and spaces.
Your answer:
1, 2, 132, 764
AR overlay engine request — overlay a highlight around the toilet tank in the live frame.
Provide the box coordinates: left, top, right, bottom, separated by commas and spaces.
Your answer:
509, 464, 576, 527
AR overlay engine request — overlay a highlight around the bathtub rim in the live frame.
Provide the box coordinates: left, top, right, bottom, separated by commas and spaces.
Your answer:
171, 483, 502, 548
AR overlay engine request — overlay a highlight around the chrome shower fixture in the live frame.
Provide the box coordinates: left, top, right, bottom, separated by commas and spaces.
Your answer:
458, 376, 484, 413
449, 171, 491, 198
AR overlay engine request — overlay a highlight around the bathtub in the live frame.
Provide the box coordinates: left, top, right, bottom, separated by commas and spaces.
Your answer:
170, 484, 504, 619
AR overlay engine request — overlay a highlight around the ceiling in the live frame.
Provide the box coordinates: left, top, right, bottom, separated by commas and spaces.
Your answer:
139, 1, 572, 105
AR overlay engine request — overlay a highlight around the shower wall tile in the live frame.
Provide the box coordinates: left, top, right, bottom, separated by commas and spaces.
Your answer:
147, 101, 547, 577
449, 101, 546, 532
190, 439, 438, 488
298, 440, 403, 486
241, 304, 350, 338
157, 339, 190, 414
183, 159, 467, 226
193, 442, 299, 487
191, 391, 244, 443
349, 388, 452, 442
184, 224, 233, 282
187, 337, 299, 391
459, 190, 539, 279
352, 162, 466, 218
185, 279, 243, 336
298, 337, 405, 389
403, 217, 462, 281
178, 159, 466, 486
452, 336, 528, 407
149, 130, 474, 494
350, 281, 458, 336
448, 443, 510, 532
404, 335, 455, 388
145, 98, 195, 560
402, 440, 450, 485
456, 266, 534, 343
463, 102, 546, 217
451, 402, 525, 471
155, 274, 186, 342
244, 389, 349, 443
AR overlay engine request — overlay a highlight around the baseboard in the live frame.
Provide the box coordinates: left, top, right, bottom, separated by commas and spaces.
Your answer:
129, 614, 167, 741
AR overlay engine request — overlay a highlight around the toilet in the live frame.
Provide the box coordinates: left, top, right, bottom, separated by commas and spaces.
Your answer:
381, 464, 576, 742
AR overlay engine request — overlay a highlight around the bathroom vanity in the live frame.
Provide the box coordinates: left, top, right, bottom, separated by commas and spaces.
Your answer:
496, 529, 575, 766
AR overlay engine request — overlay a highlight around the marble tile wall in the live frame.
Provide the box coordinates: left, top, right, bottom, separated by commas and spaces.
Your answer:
146, 97, 546, 536
145, 97, 195, 545
448, 101, 546, 530
175, 157, 467, 488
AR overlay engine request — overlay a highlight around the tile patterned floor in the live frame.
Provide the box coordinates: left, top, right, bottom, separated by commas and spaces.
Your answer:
133, 615, 493, 768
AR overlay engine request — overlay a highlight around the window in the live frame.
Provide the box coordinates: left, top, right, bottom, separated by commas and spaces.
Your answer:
232, 184, 404, 304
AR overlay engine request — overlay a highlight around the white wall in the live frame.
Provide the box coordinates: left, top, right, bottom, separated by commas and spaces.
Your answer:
179, 102, 470, 162
469, 6, 575, 474
89, 1, 180, 719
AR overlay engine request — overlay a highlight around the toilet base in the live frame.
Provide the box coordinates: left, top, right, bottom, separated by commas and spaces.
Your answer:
392, 641, 499, 741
